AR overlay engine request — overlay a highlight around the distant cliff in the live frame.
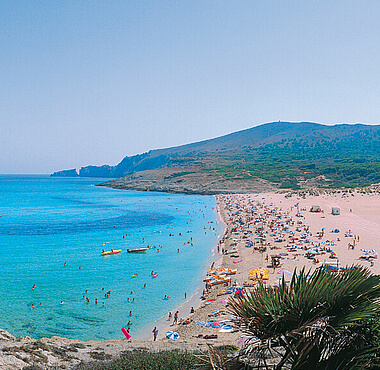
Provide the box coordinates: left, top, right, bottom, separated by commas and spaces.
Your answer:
51, 169, 78, 177
79, 165, 114, 178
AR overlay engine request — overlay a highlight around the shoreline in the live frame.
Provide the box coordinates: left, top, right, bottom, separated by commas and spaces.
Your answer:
0, 193, 231, 369
135, 195, 227, 340
3, 189, 380, 368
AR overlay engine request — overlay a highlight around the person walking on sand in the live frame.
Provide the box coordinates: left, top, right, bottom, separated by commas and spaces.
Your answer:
168, 312, 172, 321
152, 326, 158, 341
173, 311, 179, 324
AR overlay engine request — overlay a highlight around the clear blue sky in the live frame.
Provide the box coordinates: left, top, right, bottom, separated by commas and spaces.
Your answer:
1, 1, 380, 174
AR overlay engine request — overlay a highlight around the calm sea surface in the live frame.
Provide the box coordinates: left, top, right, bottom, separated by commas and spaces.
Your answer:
0, 175, 221, 340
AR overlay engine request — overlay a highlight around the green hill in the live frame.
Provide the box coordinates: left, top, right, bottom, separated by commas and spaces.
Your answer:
52, 121, 380, 190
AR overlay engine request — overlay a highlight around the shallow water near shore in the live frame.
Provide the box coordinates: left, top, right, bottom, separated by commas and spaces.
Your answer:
0, 175, 221, 340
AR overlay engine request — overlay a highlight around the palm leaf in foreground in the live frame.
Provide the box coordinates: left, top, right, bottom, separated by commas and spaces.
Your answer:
228, 265, 380, 369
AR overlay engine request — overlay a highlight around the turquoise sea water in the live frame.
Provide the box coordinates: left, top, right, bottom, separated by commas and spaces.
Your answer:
0, 175, 221, 340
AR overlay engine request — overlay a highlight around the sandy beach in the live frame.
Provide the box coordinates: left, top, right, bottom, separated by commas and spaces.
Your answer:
2, 188, 380, 369
173, 188, 380, 343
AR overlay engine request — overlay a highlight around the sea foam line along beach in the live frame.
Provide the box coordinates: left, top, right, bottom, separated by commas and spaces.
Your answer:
2, 188, 380, 369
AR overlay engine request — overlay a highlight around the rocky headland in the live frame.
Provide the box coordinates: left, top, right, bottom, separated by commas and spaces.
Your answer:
50, 169, 78, 177
97, 167, 277, 195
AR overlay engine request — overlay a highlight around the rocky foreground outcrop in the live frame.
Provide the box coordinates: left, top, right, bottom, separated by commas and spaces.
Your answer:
0, 329, 230, 369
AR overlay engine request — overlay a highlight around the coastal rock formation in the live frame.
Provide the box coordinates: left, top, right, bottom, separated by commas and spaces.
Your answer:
0, 329, 232, 369
50, 169, 78, 177
78, 165, 114, 178
98, 167, 277, 195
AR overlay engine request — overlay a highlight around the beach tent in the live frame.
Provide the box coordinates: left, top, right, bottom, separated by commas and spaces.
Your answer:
332, 207, 340, 215
310, 205, 322, 213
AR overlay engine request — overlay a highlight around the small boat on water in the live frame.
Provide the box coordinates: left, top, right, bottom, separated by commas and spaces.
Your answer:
127, 248, 149, 253
101, 249, 121, 256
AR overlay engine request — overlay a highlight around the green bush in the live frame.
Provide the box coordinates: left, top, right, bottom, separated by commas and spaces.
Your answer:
74, 349, 202, 370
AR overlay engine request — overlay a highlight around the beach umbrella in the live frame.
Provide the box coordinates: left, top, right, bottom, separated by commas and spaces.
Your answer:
219, 325, 234, 333
166, 331, 180, 339
237, 337, 250, 345
211, 322, 222, 328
